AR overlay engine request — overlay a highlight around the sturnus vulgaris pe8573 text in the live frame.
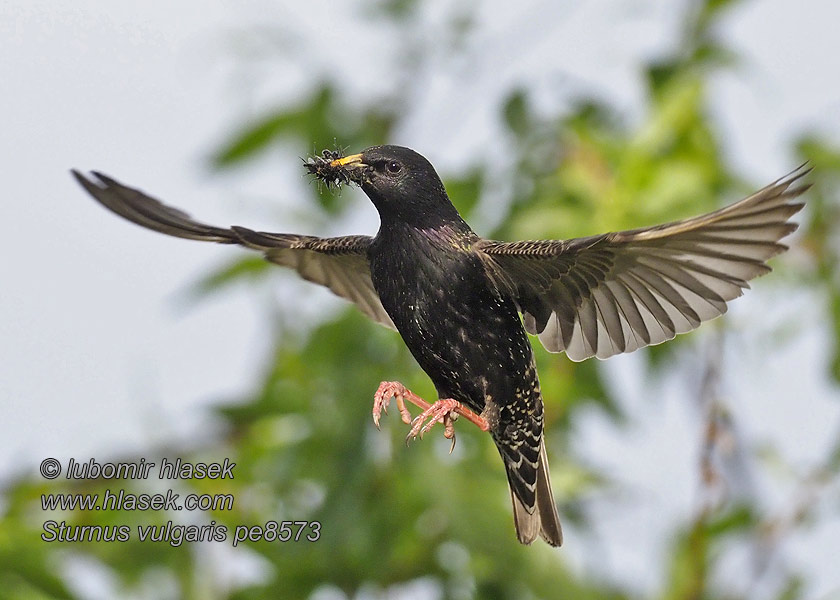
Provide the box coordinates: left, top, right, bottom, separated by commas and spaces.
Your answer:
74, 146, 810, 546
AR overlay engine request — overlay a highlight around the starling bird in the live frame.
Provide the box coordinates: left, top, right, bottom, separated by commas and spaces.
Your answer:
73, 147, 809, 547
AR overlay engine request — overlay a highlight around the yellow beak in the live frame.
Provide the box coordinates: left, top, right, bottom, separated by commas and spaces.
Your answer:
329, 153, 366, 168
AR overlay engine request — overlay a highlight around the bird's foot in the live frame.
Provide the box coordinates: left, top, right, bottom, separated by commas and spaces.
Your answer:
373, 381, 490, 452
373, 381, 431, 429
406, 398, 462, 448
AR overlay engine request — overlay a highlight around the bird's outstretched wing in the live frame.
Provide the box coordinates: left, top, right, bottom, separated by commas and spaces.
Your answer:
72, 171, 395, 329
479, 165, 811, 361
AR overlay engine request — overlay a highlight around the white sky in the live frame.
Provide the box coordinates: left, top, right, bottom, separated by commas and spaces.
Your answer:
2, 1, 839, 598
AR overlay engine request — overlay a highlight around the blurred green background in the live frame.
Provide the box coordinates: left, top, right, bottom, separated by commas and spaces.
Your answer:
2, 0, 840, 598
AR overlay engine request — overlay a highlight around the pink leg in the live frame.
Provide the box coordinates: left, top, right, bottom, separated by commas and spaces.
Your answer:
373, 381, 430, 429
372, 381, 489, 449
407, 398, 462, 440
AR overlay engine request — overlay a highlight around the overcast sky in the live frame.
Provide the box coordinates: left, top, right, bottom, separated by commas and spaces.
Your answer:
2, 1, 839, 598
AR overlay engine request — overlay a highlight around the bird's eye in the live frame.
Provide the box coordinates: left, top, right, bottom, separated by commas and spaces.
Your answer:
386, 161, 402, 175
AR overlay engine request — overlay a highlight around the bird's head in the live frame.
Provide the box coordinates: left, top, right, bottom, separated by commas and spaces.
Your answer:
306, 145, 468, 230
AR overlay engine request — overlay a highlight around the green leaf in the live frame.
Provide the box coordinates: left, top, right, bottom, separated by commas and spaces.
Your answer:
503, 89, 531, 138
444, 169, 483, 219
187, 255, 272, 301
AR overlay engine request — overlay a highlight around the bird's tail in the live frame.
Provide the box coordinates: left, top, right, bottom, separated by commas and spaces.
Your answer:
505, 438, 563, 546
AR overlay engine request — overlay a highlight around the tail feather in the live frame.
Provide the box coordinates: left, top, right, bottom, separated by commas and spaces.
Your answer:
509, 439, 563, 546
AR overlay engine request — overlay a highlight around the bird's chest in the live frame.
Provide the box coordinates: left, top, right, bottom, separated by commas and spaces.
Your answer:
370, 230, 497, 340
368, 228, 533, 405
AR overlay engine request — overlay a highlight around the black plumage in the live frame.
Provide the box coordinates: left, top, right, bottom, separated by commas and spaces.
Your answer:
73, 145, 810, 547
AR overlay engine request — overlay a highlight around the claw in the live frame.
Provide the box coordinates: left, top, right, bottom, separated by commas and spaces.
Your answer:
372, 381, 490, 446
373, 381, 413, 429
405, 398, 461, 445
444, 413, 457, 453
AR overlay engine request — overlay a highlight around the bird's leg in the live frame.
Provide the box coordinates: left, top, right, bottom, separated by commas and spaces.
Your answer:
406, 398, 490, 454
372, 381, 489, 446
373, 381, 427, 428
407, 398, 460, 441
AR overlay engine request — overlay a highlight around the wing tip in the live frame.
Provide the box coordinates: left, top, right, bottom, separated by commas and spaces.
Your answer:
70, 169, 100, 193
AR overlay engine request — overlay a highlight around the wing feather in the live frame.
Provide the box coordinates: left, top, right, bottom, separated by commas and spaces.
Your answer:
480, 165, 810, 360
73, 171, 395, 330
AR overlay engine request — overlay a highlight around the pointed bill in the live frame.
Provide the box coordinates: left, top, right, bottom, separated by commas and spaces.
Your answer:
329, 153, 366, 168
